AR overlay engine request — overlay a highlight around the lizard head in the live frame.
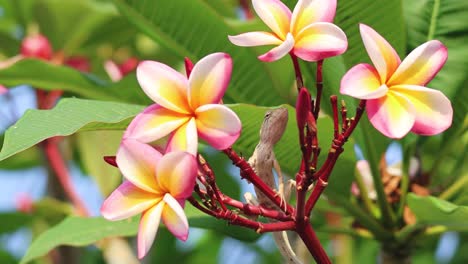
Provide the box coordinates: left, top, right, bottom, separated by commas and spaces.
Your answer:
260, 107, 289, 144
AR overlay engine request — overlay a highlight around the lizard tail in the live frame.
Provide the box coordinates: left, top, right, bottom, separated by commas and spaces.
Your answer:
273, 231, 303, 264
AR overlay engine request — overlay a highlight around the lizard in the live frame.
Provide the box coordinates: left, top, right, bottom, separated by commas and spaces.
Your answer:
246, 107, 302, 264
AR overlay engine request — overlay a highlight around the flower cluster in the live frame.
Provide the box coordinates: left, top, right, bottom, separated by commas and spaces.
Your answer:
101, 0, 453, 260
101, 53, 241, 258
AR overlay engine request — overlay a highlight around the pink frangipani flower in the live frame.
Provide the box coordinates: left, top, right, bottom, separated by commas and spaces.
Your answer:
228, 0, 347, 62
101, 139, 197, 259
124, 53, 241, 155
340, 24, 452, 138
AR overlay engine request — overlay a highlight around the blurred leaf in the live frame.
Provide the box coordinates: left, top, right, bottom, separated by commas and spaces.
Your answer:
407, 194, 468, 230
0, 249, 17, 264
0, 59, 148, 104
0, 59, 118, 101
0, 212, 33, 234
33, 197, 74, 226
0, 30, 21, 56
76, 131, 123, 196
20, 216, 140, 264
79, 16, 137, 50
112, 0, 287, 106
185, 205, 260, 241
21, 206, 260, 264
202, 0, 237, 18
33, 0, 118, 52
0, 98, 144, 161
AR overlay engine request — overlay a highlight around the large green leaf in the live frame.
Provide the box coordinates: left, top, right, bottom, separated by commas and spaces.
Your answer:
0, 212, 33, 235
20, 207, 260, 264
33, 0, 118, 52
407, 194, 468, 231
403, 0, 468, 99
76, 131, 123, 196
0, 59, 149, 104
112, 0, 288, 106
0, 98, 144, 161
20, 216, 140, 264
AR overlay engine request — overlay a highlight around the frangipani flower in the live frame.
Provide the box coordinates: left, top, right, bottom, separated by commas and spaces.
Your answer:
124, 53, 241, 155
101, 139, 197, 259
341, 24, 452, 138
228, 0, 347, 62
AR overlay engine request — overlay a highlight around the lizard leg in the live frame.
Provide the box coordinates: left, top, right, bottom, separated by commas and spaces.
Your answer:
273, 159, 288, 211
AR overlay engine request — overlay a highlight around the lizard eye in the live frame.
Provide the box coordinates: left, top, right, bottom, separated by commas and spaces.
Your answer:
264, 112, 272, 118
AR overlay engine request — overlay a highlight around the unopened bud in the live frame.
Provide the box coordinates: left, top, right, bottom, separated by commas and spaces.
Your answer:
184, 57, 194, 77
296, 87, 311, 131
119, 57, 139, 76
104, 156, 118, 167
20, 34, 53, 60
65, 56, 91, 72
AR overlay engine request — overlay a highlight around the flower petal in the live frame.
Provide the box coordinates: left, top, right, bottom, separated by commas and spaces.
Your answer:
252, 0, 291, 39
391, 85, 453, 135
366, 91, 415, 139
340, 63, 388, 99
388, 40, 447, 86
124, 104, 190, 143
116, 139, 162, 193
290, 0, 337, 35
156, 151, 197, 199
359, 24, 401, 83
166, 118, 198, 155
162, 194, 189, 241
195, 104, 241, 150
293, 22, 347, 61
188, 53, 232, 109
101, 181, 160, 221
258, 33, 295, 62
137, 60, 190, 113
228, 31, 283, 47
137, 202, 164, 259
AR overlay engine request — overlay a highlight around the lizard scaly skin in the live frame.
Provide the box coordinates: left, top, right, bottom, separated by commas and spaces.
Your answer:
247, 108, 302, 264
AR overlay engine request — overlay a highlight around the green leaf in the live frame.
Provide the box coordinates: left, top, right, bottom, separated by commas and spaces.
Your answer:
0, 212, 33, 235
21, 207, 260, 264
20, 216, 140, 264
112, 0, 287, 106
407, 193, 468, 230
33, 0, 118, 52
0, 98, 144, 161
0, 59, 117, 100
0, 59, 148, 104
403, 0, 468, 99
76, 131, 123, 196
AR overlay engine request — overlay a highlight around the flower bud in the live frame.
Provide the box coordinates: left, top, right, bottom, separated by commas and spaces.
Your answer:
20, 34, 53, 60
65, 56, 91, 72
296, 87, 311, 132
119, 57, 138, 76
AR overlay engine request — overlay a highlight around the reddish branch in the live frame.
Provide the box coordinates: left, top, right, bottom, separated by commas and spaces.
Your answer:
187, 48, 367, 263
239, 0, 254, 20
